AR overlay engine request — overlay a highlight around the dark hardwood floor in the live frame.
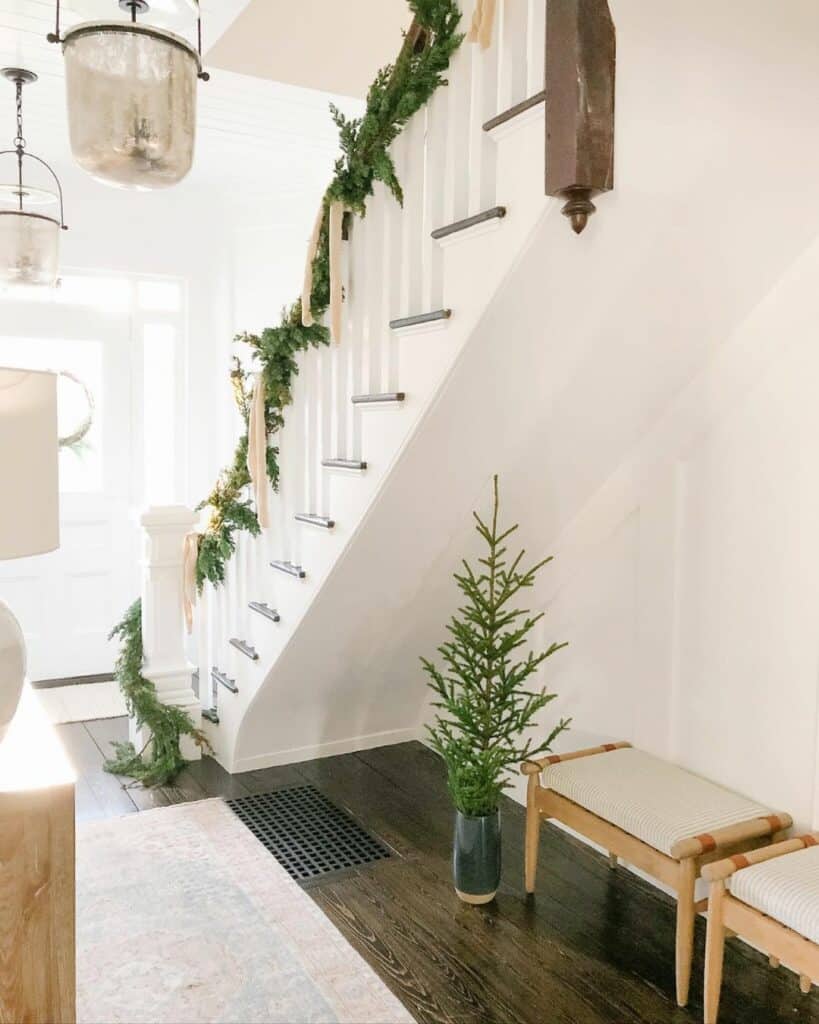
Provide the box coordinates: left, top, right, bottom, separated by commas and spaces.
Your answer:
63, 717, 819, 1024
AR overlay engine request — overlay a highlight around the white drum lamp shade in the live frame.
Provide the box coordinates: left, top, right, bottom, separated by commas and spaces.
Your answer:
0, 368, 59, 559
62, 22, 200, 190
0, 368, 59, 743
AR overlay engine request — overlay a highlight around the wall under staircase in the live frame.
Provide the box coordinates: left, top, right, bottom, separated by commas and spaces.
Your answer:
226, 0, 819, 837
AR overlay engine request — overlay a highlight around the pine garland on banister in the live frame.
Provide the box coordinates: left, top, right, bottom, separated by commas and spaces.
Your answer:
106, 0, 464, 786
105, 600, 212, 786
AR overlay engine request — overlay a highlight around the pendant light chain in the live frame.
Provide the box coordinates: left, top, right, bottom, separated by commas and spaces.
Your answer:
14, 79, 24, 150
48, 0, 61, 44
14, 80, 24, 212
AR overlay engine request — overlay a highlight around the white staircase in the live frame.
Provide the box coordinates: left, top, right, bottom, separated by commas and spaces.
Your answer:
185, 2, 557, 772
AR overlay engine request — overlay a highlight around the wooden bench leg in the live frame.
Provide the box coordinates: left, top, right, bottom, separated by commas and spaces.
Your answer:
704, 881, 726, 1024
525, 774, 540, 894
676, 858, 697, 1007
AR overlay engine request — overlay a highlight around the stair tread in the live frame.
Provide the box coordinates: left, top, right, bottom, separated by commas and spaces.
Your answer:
483, 90, 546, 133
323, 458, 368, 470
351, 392, 405, 405
295, 513, 335, 529
270, 560, 307, 579
389, 309, 451, 331
230, 638, 259, 660
249, 601, 281, 622
431, 206, 506, 240
212, 667, 238, 694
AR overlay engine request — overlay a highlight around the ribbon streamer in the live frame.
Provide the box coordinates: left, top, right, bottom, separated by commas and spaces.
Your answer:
468, 0, 497, 49
301, 201, 325, 327
247, 372, 270, 529
329, 200, 344, 344
182, 532, 200, 634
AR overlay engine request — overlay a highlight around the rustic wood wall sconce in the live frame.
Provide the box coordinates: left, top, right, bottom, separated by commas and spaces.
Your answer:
545, 0, 616, 234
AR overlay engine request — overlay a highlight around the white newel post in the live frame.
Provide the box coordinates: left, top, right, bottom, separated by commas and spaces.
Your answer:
131, 506, 202, 761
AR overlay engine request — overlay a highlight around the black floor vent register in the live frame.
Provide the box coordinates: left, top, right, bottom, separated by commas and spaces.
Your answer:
227, 785, 392, 881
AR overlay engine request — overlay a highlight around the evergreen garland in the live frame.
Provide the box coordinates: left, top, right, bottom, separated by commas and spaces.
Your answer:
105, 600, 211, 786
423, 477, 570, 817
107, 0, 464, 785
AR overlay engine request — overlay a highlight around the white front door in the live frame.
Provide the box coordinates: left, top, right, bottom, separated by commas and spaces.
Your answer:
0, 296, 139, 680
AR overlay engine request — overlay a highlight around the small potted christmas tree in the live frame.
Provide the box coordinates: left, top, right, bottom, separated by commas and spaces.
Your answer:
423, 476, 569, 904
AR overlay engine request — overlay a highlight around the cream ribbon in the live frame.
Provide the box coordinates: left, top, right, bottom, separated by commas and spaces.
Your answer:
329, 200, 345, 344
247, 372, 270, 529
468, 0, 497, 49
182, 532, 200, 634
301, 201, 325, 327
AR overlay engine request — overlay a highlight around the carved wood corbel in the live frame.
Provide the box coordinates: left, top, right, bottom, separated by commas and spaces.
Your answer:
545, 0, 616, 233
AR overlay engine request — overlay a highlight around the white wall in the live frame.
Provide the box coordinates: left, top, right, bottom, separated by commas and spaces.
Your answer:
231, 0, 819, 832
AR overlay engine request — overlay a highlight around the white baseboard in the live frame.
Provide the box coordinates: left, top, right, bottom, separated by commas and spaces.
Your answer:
230, 726, 423, 773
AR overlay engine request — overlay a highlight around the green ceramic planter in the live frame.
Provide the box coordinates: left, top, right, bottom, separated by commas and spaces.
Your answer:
453, 808, 501, 904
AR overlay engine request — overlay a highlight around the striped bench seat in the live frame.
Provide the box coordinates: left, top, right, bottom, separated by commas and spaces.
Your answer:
729, 840, 819, 944
521, 741, 792, 1010
703, 833, 819, 1022
540, 747, 773, 857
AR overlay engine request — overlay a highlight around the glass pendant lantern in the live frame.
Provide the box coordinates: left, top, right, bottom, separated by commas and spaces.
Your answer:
0, 69, 68, 288
48, 0, 209, 190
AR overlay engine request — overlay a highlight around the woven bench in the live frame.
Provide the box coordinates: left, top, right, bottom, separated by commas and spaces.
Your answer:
702, 833, 819, 1023
521, 742, 792, 1007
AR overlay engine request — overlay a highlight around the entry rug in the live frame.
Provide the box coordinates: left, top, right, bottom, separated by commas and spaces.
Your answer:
34, 679, 127, 725
76, 798, 413, 1024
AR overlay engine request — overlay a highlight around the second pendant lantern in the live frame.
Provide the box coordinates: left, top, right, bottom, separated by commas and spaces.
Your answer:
50, 0, 209, 190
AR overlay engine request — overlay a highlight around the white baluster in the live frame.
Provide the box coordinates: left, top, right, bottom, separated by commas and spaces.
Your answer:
318, 336, 333, 509
527, 0, 546, 95
330, 302, 347, 461
383, 171, 404, 392
363, 190, 385, 397
275, 417, 291, 562
135, 506, 201, 760
371, 185, 395, 396
403, 112, 425, 317
196, 583, 210, 713
304, 349, 317, 515
444, 39, 473, 224
390, 131, 411, 321
349, 215, 367, 457
498, 0, 529, 111
424, 87, 448, 310
469, 10, 500, 213
286, 358, 304, 565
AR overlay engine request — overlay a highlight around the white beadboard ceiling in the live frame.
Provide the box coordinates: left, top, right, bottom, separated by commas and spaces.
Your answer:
0, 0, 363, 216
206, 0, 410, 100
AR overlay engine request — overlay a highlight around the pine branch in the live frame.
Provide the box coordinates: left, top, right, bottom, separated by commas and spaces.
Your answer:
423, 476, 569, 815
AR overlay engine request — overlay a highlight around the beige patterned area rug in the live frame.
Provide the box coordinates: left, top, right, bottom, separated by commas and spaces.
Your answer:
76, 798, 413, 1024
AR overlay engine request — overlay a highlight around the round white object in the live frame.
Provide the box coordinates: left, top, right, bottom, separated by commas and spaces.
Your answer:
0, 600, 26, 745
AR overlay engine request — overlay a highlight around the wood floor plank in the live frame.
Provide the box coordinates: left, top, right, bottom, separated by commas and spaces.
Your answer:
55, 722, 138, 819
313, 873, 457, 1024
185, 755, 252, 800
236, 762, 312, 793
83, 716, 174, 811
355, 863, 621, 1024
